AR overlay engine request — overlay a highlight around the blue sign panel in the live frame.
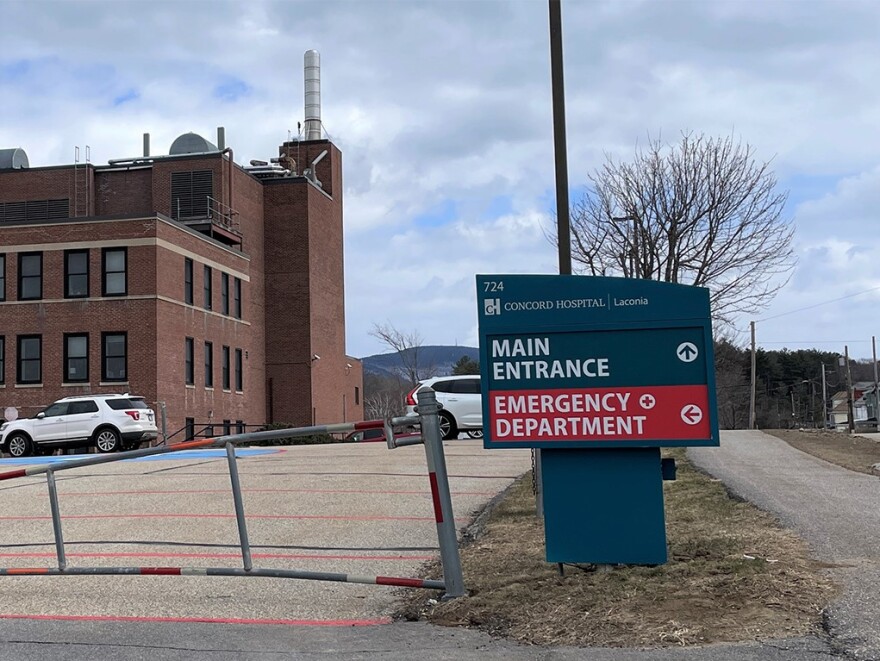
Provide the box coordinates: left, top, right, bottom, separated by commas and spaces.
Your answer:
477, 274, 719, 449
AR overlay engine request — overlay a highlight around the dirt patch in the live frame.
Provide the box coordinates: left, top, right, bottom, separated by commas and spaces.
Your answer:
397, 450, 836, 648
766, 429, 880, 475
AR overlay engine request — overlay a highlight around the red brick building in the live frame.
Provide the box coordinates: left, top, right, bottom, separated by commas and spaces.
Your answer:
0, 132, 363, 441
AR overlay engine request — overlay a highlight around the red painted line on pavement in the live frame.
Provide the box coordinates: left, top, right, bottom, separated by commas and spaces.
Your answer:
428, 472, 443, 524
0, 513, 435, 522
0, 551, 435, 562
0, 613, 392, 626
57, 488, 496, 497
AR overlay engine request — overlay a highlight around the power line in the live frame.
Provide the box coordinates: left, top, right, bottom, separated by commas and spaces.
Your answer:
758, 340, 871, 345
757, 285, 880, 322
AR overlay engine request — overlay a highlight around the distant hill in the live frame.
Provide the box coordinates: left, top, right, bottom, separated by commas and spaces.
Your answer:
361, 345, 479, 379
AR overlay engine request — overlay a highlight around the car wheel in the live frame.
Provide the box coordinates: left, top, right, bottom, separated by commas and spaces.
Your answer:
95, 428, 121, 453
438, 412, 458, 440
6, 433, 32, 458
466, 430, 484, 439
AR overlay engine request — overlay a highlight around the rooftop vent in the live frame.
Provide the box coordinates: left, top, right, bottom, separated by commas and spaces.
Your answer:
0, 148, 29, 170
169, 133, 217, 155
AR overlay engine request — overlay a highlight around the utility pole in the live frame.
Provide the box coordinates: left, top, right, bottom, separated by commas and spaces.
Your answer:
749, 321, 757, 429
874, 336, 879, 430
549, 0, 570, 277
810, 380, 816, 427
845, 345, 855, 434
821, 363, 828, 428
543, 0, 571, 521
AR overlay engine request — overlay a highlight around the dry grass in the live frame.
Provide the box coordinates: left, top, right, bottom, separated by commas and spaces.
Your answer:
766, 429, 880, 475
397, 450, 836, 648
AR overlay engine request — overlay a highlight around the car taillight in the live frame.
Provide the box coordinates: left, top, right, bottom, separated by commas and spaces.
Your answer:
405, 386, 419, 406
125, 411, 140, 421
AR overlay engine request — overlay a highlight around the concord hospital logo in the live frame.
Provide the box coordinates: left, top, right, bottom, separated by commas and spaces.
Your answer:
484, 295, 651, 317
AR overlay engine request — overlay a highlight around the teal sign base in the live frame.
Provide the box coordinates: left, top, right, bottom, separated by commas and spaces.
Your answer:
542, 448, 668, 565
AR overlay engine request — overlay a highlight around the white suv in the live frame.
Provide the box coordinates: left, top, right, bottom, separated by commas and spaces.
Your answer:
0, 394, 158, 458
404, 376, 483, 440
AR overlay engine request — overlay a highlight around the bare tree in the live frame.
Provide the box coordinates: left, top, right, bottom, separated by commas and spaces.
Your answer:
369, 322, 434, 386
564, 132, 796, 324
713, 337, 749, 429
364, 383, 403, 421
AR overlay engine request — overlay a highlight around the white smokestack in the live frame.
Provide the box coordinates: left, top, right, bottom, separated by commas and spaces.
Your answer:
304, 50, 321, 141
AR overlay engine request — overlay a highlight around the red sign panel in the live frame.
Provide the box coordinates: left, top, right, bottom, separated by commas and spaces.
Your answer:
489, 384, 711, 443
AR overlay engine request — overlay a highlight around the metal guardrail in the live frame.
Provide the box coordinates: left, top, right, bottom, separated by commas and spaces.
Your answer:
0, 400, 466, 598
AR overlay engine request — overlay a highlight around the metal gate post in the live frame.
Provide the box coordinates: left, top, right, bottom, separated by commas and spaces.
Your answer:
45, 469, 67, 570
226, 441, 253, 571
417, 390, 465, 598
160, 402, 167, 444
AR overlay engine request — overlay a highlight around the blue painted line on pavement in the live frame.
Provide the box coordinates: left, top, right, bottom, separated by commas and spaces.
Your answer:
0, 448, 279, 465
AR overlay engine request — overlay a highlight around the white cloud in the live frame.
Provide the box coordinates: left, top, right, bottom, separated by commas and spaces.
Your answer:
2, 0, 880, 358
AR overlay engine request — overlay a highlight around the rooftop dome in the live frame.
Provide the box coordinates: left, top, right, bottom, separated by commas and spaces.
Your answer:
0, 148, 29, 169
169, 133, 218, 155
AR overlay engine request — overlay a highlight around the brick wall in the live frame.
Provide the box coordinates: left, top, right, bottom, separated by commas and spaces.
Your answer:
263, 141, 363, 426
0, 165, 88, 218
0, 139, 362, 434
262, 179, 313, 424
96, 168, 152, 216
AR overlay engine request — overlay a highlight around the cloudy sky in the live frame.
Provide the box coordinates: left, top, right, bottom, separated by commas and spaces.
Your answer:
1, 0, 879, 360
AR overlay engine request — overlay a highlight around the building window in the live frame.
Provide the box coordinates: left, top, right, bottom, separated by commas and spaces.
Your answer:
64, 249, 89, 298
18, 252, 42, 300
64, 334, 89, 383
185, 417, 195, 441
17, 335, 41, 384
236, 420, 244, 434
355, 386, 360, 406
222, 345, 230, 390
235, 348, 243, 391
185, 337, 194, 385
102, 248, 127, 296
222, 420, 231, 436
221, 273, 229, 315
204, 341, 213, 387
233, 278, 241, 319
0, 254, 5, 302
203, 265, 212, 310
0, 336, 4, 384
102, 332, 127, 382
184, 258, 193, 305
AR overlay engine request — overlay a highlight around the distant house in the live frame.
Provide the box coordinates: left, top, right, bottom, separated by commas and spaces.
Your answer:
829, 385, 875, 430
856, 382, 880, 421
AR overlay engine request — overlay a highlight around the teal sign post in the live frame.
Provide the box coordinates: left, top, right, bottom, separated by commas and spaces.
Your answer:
476, 274, 718, 564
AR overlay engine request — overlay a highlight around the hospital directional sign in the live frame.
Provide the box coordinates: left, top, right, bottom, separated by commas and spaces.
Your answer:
477, 274, 719, 450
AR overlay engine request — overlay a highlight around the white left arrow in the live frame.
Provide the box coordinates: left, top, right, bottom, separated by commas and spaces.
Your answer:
680, 404, 703, 425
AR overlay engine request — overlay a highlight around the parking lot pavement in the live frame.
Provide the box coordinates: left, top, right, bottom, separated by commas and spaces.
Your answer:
0, 439, 530, 624
0, 437, 849, 660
